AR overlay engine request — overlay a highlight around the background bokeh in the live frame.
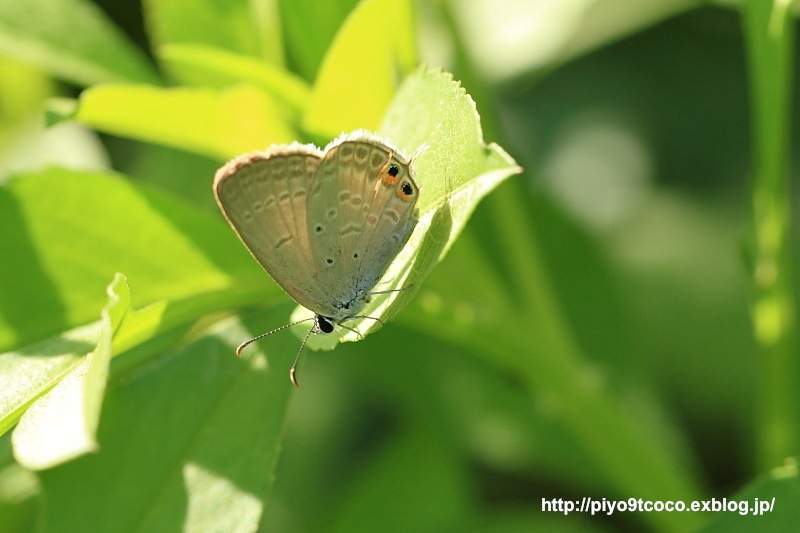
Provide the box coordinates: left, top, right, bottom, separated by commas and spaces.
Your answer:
1, 1, 799, 532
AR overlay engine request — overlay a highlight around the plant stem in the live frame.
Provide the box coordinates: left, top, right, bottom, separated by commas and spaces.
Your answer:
742, 0, 798, 472
493, 183, 705, 533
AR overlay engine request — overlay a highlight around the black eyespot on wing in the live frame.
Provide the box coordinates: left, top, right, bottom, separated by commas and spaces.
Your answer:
388, 163, 400, 177
401, 182, 414, 196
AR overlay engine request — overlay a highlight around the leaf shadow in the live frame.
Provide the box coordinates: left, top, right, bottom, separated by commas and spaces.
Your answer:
0, 185, 70, 351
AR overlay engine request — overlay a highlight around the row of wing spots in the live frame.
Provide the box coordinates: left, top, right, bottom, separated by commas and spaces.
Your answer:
340, 143, 392, 273
354, 192, 408, 282
276, 154, 314, 262
333, 148, 370, 271
355, 146, 411, 282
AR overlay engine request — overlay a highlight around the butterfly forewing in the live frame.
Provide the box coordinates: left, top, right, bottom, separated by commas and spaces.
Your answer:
214, 145, 331, 314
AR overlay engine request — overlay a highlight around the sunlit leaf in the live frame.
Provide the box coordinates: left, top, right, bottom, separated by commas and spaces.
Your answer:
303, 0, 416, 138
159, 43, 310, 112
37, 312, 294, 533
0, 167, 270, 353
278, 0, 359, 81
71, 84, 297, 159
0, 0, 159, 85
143, 0, 284, 64
11, 275, 126, 469
295, 68, 520, 349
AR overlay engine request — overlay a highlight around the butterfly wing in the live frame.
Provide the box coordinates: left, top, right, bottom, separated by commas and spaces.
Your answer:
214, 144, 334, 316
306, 134, 419, 316
350, 141, 419, 290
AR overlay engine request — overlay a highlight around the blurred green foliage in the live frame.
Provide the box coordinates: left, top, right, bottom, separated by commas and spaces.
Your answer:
0, 0, 799, 532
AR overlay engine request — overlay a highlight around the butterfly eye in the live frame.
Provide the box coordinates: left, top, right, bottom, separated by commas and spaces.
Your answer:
316, 316, 335, 334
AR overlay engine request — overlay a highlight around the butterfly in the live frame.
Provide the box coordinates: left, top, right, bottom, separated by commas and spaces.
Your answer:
213, 131, 419, 385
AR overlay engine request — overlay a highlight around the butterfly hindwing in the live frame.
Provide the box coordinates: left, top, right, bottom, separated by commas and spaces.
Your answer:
306, 135, 419, 317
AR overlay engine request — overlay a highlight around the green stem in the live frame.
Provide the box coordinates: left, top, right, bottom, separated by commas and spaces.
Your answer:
434, 3, 707, 528
494, 184, 705, 533
742, 0, 798, 472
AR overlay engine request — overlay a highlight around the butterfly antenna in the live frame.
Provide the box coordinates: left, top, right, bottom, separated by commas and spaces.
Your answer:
368, 285, 413, 296
347, 286, 411, 334
342, 315, 388, 340
289, 324, 316, 387
351, 315, 385, 328
411, 143, 430, 164
337, 321, 365, 340
235, 317, 316, 357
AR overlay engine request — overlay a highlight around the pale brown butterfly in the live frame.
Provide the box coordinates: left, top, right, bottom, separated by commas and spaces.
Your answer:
213, 131, 420, 385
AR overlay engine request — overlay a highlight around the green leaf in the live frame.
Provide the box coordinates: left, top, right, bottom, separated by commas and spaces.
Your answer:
372, 68, 520, 316
0, 168, 289, 444
11, 275, 127, 470
0, 167, 270, 353
303, 0, 417, 138
1, 67, 519, 442
0, 290, 193, 445
380, 70, 515, 214
329, 422, 469, 532
72, 84, 298, 159
43, 97, 77, 126
299, 67, 520, 349
0, 438, 38, 532
697, 461, 800, 532
0, 323, 97, 438
0, 0, 160, 86
278, 0, 359, 81
143, 0, 284, 64
37, 311, 294, 533
0, 59, 54, 134
159, 43, 310, 112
